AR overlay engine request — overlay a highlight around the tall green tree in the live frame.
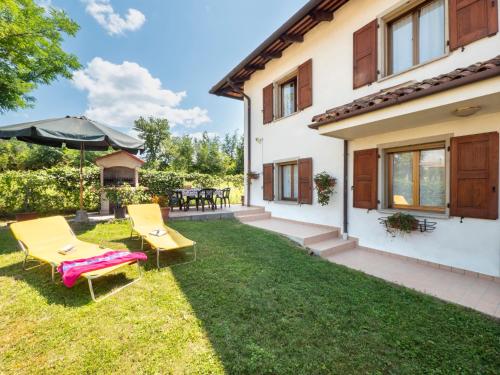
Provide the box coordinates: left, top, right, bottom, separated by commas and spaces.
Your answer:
234, 134, 244, 174
133, 117, 172, 168
170, 135, 195, 172
193, 132, 224, 175
0, 0, 80, 112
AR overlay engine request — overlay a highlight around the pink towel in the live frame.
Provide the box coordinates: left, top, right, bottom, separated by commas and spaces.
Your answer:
57, 250, 147, 287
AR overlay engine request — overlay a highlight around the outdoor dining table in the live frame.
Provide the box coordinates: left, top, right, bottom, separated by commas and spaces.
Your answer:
175, 188, 223, 211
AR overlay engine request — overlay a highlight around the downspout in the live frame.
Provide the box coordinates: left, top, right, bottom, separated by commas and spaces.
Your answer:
343, 139, 349, 239
228, 82, 252, 207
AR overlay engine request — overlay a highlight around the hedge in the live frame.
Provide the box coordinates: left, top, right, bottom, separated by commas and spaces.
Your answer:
0, 167, 244, 216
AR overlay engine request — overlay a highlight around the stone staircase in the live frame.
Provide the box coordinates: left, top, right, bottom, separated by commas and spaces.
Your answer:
234, 207, 357, 256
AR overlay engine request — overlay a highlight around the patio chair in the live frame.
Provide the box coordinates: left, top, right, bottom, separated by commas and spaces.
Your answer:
166, 190, 184, 211
215, 188, 231, 209
127, 203, 196, 269
184, 189, 199, 211
9, 216, 143, 302
197, 188, 217, 212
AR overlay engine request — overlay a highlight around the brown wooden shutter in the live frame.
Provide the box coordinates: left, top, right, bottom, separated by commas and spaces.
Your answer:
298, 158, 313, 204
263, 163, 274, 201
263, 84, 274, 124
353, 20, 378, 89
450, 132, 498, 220
298, 59, 313, 110
449, 0, 499, 51
353, 149, 378, 209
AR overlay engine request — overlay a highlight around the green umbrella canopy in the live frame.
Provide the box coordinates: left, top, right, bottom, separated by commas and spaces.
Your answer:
0, 116, 144, 218
0, 116, 144, 153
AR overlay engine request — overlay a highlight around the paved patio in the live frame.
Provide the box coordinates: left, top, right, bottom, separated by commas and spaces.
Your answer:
84, 204, 259, 223
168, 204, 259, 221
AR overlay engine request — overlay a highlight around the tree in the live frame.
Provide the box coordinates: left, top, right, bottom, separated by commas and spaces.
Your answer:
221, 131, 244, 174
0, 139, 29, 171
0, 0, 80, 112
193, 132, 225, 175
133, 117, 172, 168
170, 135, 194, 172
234, 134, 244, 174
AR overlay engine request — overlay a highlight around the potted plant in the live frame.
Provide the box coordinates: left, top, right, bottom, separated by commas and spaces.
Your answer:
104, 184, 150, 219
382, 212, 419, 237
152, 195, 170, 221
314, 172, 336, 206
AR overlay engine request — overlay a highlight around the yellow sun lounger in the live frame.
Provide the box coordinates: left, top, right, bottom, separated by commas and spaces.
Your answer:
127, 204, 196, 269
10, 216, 143, 302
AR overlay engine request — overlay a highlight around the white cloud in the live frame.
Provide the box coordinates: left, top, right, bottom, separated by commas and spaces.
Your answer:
72, 57, 211, 128
83, 0, 146, 35
189, 132, 219, 140
37, 0, 53, 11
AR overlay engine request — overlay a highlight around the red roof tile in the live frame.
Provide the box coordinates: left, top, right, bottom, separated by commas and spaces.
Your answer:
309, 56, 500, 129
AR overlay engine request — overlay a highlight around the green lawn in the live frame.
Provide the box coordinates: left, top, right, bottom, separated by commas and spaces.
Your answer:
0, 219, 498, 374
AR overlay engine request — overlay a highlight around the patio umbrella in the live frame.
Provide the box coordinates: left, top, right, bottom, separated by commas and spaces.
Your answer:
0, 116, 144, 221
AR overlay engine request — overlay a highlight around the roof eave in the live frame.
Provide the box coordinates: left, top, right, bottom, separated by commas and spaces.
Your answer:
309, 59, 500, 132
210, 0, 346, 99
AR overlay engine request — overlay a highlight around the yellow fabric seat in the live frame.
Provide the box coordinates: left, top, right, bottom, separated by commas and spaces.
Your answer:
127, 204, 196, 268
10, 216, 142, 301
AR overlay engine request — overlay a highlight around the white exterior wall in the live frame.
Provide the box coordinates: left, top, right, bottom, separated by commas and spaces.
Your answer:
242, 0, 500, 275
349, 112, 500, 277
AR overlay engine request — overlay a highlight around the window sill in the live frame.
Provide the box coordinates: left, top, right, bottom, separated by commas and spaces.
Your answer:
377, 208, 450, 220
273, 200, 299, 206
272, 111, 300, 124
378, 53, 450, 83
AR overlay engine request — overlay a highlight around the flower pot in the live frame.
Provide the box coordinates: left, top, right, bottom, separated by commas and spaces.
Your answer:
15, 212, 39, 222
160, 207, 170, 221
114, 206, 126, 219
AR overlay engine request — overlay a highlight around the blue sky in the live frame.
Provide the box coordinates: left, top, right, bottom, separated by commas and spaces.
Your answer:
0, 0, 306, 138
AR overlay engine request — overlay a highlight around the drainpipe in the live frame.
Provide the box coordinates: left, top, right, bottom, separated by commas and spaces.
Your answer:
228, 82, 252, 207
343, 139, 349, 239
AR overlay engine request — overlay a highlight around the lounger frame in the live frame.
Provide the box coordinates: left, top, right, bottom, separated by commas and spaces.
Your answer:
16, 227, 143, 302
129, 217, 197, 269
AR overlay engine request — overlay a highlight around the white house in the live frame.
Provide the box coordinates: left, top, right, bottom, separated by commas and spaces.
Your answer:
211, 0, 500, 278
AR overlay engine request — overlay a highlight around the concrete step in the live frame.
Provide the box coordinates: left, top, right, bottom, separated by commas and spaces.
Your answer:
307, 237, 358, 258
233, 207, 266, 218
237, 212, 272, 223
244, 217, 339, 247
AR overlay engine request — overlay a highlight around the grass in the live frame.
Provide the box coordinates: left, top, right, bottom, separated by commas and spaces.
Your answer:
0, 219, 498, 374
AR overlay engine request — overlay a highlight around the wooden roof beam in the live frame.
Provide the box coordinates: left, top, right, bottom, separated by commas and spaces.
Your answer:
246, 64, 266, 71
227, 80, 245, 91
280, 34, 304, 43
311, 10, 334, 22
261, 51, 282, 60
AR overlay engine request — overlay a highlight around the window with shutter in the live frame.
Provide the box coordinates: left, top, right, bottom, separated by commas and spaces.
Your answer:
353, 149, 378, 209
263, 163, 274, 201
298, 59, 313, 110
353, 20, 378, 89
263, 84, 274, 124
298, 158, 313, 204
449, 0, 498, 50
450, 132, 498, 220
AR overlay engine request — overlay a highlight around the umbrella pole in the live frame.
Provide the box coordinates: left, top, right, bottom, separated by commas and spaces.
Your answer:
80, 142, 84, 211
75, 142, 89, 223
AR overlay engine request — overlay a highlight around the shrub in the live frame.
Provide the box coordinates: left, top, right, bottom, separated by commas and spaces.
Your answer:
0, 167, 243, 217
